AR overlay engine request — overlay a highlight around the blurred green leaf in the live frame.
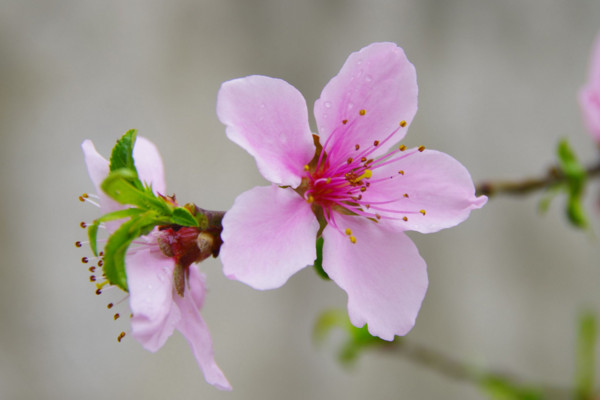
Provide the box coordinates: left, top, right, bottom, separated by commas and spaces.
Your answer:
556, 139, 589, 229
575, 311, 597, 400
481, 375, 544, 400
314, 309, 390, 365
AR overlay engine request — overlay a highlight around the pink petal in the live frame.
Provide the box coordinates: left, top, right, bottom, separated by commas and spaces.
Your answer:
173, 267, 231, 391
322, 214, 428, 340
81, 140, 123, 216
365, 149, 487, 234
220, 185, 319, 290
314, 42, 418, 161
580, 33, 600, 141
127, 246, 180, 352
217, 75, 315, 187
133, 136, 166, 195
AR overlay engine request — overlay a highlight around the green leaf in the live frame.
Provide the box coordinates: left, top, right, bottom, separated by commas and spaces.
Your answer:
101, 169, 172, 215
575, 311, 597, 400
171, 207, 200, 227
102, 211, 162, 291
110, 129, 138, 174
87, 208, 146, 256
312, 237, 329, 280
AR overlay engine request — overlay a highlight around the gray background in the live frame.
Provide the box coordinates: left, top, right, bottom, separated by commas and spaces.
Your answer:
1, 1, 600, 399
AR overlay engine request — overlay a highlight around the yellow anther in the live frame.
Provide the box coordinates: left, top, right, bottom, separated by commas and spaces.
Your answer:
347, 157, 353, 164
349, 236, 357, 244
357, 169, 372, 180
400, 120, 407, 127
359, 109, 366, 116
373, 140, 380, 146
326, 177, 331, 184
398, 170, 404, 175
403, 193, 409, 198
345, 228, 352, 236
420, 209, 426, 216
402, 216, 408, 222
418, 145, 426, 152
355, 144, 360, 150
306, 195, 314, 203
399, 144, 407, 151
304, 164, 310, 171
360, 186, 366, 192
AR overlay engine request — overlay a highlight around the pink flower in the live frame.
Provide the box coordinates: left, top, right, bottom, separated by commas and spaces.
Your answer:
580, 33, 600, 143
81, 137, 231, 391
217, 42, 486, 340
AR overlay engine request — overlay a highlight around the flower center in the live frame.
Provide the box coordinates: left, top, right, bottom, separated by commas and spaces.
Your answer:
301, 109, 427, 242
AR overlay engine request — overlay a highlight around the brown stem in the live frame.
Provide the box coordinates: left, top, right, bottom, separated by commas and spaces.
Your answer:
476, 161, 600, 198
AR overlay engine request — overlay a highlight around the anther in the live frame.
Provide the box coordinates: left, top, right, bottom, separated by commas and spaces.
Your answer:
361, 157, 367, 163
75, 241, 82, 248
114, 313, 120, 320
375, 214, 381, 220
418, 145, 426, 152
342, 119, 348, 125
304, 164, 310, 171
81, 257, 89, 263
355, 144, 360, 150
420, 209, 426, 216
80, 222, 87, 229
398, 170, 404, 175
365, 204, 371, 209
107, 303, 114, 309
403, 193, 409, 198
403, 216, 408, 222
360, 187, 366, 192
95, 288, 102, 295
78, 193, 89, 202
326, 178, 331, 184
349, 236, 357, 244
97, 260, 103, 267
99, 251, 104, 257
88, 266, 96, 273
345, 228, 352, 236
117, 332, 126, 342
90, 275, 96, 282
347, 157, 353, 164
399, 145, 407, 151
359, 109, 366, 116
373, 140, 380, 147
306, 195, 314, 203
400, 120, 407, 127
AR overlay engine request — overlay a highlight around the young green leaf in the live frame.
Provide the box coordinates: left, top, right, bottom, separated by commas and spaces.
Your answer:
101, 169, 172, 215
102, 211, 162, 291
312, 237, 329, 280
110, 129, 138, 174
575, 311, 597, 400
87, 208, 146, 256
172, 207, 200, 227
557, 139, 589, 229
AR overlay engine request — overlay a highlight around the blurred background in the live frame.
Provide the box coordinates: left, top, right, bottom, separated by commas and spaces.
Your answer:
1, 0, 600, 399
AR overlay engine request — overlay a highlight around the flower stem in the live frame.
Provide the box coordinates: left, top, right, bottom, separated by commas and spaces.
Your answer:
476, 161, 600, 198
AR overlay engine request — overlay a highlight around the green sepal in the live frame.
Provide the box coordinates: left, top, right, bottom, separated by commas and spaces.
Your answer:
87, 208, 147, 256
556, 139, 589, 229
575, 310, 597, 400
312, 237, 329, 280
102, 211, 162, 291
101, 169, 172, 215
172, 207, 200, 227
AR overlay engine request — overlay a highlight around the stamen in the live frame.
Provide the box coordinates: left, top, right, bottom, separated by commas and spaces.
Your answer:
398, 170, 404, 175
403, 193, 409, 198
399, 145, 407, 151
78, 193, 89, 202
418, 145, 426, 152
347, 158, 353, 164
306, 195, 314, 203
81, 257, 89, 263
88, 266, 96, 273
349, 236, 357, 244
345, 228, 352, 236
75, 241, 83, 248
400, 120, 407, 127
117, 332, 126, 342
373, 140, 379, 147
114, 313, 120, 320
355, 144, 360, 150
342, 119, 348, 124
90, 275, 96, 282
403, 216, 408, 221
420, 209, 426, 216
359, 109, 366, 116
107, 303, 114, 309
80, 222, 87, 229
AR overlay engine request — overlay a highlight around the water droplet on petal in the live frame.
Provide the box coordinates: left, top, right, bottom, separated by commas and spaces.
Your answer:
324, 101, 332, 108
347, 102, 354, 110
